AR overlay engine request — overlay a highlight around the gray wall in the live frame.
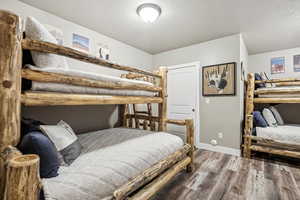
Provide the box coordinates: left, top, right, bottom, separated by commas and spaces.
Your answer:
153, 34, 243, 150
249, 47, 300, 79
2, 0, 153, 133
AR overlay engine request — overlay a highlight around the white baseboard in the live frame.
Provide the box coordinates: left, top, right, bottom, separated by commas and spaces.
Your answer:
198, 143, 241, 157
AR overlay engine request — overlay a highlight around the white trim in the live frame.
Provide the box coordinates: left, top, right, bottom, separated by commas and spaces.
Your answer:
198, 143, 241, 157
166, 62, 201, 148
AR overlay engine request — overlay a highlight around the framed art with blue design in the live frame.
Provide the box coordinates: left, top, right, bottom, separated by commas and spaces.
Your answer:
271, 57, 285, 74
294, 55, 300, 72
72, 33, 90, 53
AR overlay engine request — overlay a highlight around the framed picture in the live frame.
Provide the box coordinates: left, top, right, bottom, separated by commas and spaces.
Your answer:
72, 33, 90, 52
241, 61, 245, 81
202, 62, 236, 96
294, 55, 300, 72
271, 57, 285, 74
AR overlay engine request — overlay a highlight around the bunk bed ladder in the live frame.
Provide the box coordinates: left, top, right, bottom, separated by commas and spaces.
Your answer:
132, 103, 155, 130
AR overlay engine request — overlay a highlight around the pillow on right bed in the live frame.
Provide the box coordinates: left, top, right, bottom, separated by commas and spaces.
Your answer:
254, 73, 265, 88
269, 106, 284, 125
262, 108, 278, 127
253, 111, 268, 127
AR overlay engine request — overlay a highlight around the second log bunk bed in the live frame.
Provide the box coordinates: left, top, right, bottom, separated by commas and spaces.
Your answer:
243, 73, 300, 159
0, 10, 195, 200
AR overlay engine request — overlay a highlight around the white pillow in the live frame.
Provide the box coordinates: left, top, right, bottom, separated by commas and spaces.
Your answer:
262, 108, 278, 127
25, 17, 68, 69
40, 120, 77, 151
269, 106, 284, 125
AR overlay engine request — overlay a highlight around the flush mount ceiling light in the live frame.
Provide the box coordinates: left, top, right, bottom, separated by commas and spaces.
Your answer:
137, 3, 162, 23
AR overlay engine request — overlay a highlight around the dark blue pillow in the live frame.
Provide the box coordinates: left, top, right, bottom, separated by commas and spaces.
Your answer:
253, 111, 268, 127
254, 73, 265, 88
19, 131, 60, 178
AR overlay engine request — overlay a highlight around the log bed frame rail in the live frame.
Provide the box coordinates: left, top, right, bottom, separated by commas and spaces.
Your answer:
243, 73, 300, 159
0, 10, 195, 200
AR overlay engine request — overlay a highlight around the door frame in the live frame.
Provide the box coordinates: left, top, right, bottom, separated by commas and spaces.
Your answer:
166, 62, 201, 148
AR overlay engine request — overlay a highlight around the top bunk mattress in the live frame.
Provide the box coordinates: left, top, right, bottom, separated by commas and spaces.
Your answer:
42, 128, 184, 200
25, 65, 157, 96
256, 86, 300, 98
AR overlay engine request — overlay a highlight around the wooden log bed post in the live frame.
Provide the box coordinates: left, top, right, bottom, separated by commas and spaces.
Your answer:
0, 10, 41, 200
243, 73, 255, 158
158, 67, 167, 132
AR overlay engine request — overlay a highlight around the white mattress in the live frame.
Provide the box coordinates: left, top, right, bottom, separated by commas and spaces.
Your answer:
42, 128, 184, 200
26, 65, 157, 96
257, 86, 300, 98
256, 125, 300, 145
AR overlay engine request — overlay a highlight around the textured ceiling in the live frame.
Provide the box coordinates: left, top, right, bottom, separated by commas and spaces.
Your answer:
20, 0, 300, 55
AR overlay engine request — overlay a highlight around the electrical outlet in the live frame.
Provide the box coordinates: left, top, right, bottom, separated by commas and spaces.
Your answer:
205, 98, 210, 104
218, 132, 223, 139
210, 139, 217, 146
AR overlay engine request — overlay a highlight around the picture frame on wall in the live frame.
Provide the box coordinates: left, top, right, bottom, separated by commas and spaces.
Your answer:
241, 61, 246, 81
271, 57, 285, 74
72, 33, 90, 53
202, 62, 236, 96
294, 55, 300, 72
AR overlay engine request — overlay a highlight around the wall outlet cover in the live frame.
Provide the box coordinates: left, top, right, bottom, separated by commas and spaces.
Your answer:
205, 98, 210, 104
218, 132, 223, 139
210, 139, 217, 146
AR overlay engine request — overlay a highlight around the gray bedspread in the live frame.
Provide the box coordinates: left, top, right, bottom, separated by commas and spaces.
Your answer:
42, 128, 183, 200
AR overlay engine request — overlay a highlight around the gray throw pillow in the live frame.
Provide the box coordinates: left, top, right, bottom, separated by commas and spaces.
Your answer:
40, 120, 81, 165
269, 106, 284, 125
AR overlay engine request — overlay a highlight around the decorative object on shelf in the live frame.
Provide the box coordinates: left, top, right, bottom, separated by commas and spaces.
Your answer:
294, 55, 300, 72
44, 24, 64, 45
72, 33, 90, 52
271, 57, 285, 74
96, 43, 110, 60
202, 62, 236, 96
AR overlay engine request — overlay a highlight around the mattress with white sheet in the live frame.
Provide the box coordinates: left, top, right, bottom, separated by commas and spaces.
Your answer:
257, 86, 300, 98
256, 125, 300, 145
25, 65, 157, 97
42, 128, 184, 200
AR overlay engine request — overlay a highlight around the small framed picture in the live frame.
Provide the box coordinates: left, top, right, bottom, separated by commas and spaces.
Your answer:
294, 55, 300, 72
72, 33, 90, 53
202, 62, 236, 96
271, 57, 285, 74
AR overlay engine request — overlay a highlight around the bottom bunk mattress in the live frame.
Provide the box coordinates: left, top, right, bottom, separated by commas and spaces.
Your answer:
42, 128, 184, 200
256, 125, 300, 145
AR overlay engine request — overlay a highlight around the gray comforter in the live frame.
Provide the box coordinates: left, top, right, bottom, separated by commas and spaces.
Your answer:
42, 128, 183, 200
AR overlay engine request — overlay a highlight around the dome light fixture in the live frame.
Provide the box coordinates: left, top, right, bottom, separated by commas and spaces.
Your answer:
137, 3, 162, 23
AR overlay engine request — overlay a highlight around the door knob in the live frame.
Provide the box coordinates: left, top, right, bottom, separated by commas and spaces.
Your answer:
192, 108, 195, 112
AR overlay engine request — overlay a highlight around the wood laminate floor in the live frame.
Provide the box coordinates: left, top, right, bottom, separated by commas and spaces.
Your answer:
153, 150, 300, 200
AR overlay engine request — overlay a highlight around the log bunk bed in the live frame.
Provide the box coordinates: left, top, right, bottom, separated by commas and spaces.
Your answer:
243, 73, 300, 159
0, 10, 195, 200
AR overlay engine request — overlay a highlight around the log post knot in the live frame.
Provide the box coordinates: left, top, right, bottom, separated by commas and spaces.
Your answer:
2, 80, 12, 88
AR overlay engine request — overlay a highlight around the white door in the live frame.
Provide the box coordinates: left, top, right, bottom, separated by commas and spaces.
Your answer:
167, 62, 200, 147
